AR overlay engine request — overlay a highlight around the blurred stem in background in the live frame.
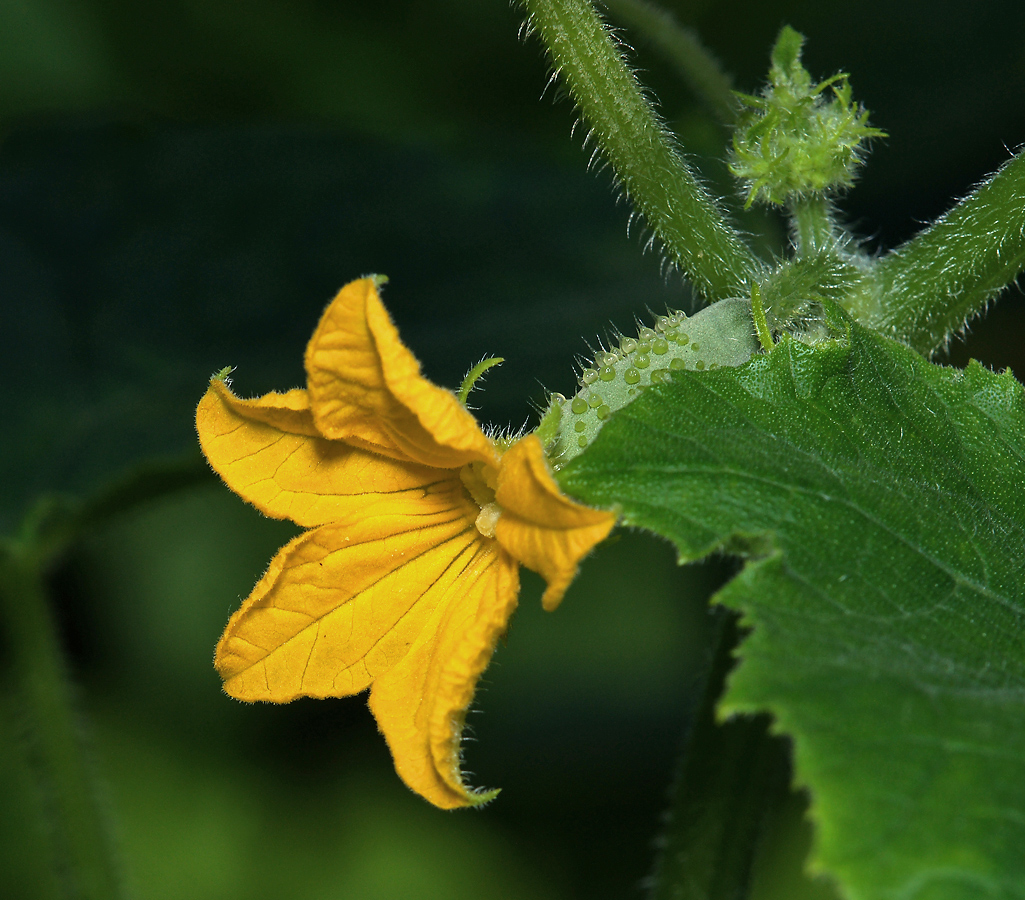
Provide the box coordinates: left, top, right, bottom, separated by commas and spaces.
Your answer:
647, 608, 800, 900
1, 529, 125, 900
601, 0, 738, 125
0, 457, 210, 900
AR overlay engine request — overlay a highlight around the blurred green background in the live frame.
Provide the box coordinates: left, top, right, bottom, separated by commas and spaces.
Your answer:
2, 1, 1024, 897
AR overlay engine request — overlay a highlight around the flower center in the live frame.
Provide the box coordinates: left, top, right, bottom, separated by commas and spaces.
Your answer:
459, 461, 502, 538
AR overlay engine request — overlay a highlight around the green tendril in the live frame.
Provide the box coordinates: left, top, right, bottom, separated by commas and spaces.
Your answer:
458, 357, 504, 405
751, 284, 775, 352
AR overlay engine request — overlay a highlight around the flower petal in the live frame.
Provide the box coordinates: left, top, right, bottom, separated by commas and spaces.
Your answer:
368, 541, 519, 809
305, 278, 496, 469
214, 479, 483, 702
197, 379, 445, 527
494, 435, 617, 611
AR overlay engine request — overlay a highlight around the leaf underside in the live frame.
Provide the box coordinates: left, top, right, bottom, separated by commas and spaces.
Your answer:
560, 319, 1025, 900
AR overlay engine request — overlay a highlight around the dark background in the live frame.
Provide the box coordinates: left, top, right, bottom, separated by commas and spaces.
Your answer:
2, 1, 1024, 897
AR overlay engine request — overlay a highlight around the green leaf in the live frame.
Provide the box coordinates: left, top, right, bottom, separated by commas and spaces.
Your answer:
559, 316, 1025, 899
770, 26, 805, 77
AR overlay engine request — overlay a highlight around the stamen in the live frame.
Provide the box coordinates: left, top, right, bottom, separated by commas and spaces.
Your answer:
475, 503, 502, 538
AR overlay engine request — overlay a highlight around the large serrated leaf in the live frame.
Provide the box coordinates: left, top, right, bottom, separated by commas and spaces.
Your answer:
559, 317, 1025, 900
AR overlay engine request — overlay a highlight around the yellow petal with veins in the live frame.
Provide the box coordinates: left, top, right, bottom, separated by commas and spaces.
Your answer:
305, 278, 497, 469
494, 435, 617, 611
215, 479, 483, 702
199, 277, 618, 811
369, 539, 519, 809
197, 379, 445, 528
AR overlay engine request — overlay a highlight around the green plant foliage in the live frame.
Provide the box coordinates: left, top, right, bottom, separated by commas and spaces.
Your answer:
559, 310, 1025, 899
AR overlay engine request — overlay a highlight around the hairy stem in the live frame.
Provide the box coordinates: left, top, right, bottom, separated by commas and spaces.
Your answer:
522, 0, 759, 302
601, 0, 737, 124
789, 194, 836, 257
850, 150, 1025, 354
0, 543, 124, 900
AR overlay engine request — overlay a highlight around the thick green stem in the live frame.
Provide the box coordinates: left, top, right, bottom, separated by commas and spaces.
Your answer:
0, 543, 124, 900
850, 150, 1025, 354
522, 0, 759, 301
600, 0, 737, 124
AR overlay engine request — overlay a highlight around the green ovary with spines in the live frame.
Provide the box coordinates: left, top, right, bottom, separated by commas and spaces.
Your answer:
549, 298, 758, 464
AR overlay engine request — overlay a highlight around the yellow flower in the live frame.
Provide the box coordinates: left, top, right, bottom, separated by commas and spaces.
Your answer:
196, 277, 615, 808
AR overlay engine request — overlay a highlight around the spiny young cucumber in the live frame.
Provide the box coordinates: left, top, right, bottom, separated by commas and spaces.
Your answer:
546, 298, 758, 464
